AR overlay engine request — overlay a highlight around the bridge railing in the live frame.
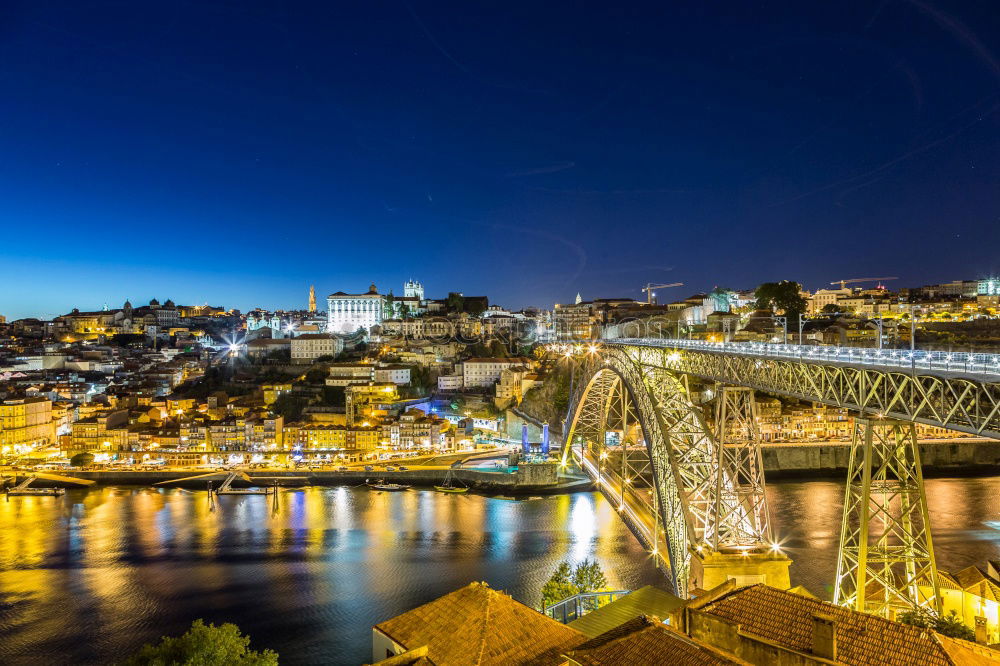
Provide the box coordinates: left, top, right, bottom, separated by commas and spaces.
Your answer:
608, 337, 1000, 378
542, 589, 631, 624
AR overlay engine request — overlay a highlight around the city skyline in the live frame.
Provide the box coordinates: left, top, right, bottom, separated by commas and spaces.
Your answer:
6, 272, 999, 322
3, 1, 999, 319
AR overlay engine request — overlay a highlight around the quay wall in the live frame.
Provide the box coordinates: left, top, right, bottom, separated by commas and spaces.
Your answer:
761, 439, 1000, 478
598, 439, 1000, 480
19, 462, 566, 493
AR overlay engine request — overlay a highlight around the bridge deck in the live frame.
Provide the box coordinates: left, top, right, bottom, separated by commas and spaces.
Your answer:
610, 337, 1000, 381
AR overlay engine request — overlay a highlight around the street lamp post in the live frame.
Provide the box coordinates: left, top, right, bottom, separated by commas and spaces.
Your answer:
773, 316, 788, 344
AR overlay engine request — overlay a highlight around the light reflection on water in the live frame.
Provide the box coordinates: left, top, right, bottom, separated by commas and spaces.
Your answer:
0, 488, 658, 665
0, 478, 998, 665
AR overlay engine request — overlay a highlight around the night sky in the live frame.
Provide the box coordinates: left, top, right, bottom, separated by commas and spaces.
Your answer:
1, 1, 998, 319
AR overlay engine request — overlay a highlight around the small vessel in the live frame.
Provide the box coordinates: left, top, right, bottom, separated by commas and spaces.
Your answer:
367, 479, 410, 491
4, 473, 83, 496
434, 468, 468, 494
214, 471, 276, 495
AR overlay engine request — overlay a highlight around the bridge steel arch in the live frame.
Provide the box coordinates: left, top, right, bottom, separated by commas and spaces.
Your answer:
563, 347, 754, 596
609, 340, 1000, 438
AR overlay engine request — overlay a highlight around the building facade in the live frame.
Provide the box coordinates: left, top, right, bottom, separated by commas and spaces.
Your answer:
462, 357, 533, 388
327, 284, 385, 335
290, 334, 343, 363
403, 279, 424, 301
0, 397, 56, 455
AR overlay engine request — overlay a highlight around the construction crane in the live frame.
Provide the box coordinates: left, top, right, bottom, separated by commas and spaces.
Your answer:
641, 282, 684, 305
830, 277, 898, 290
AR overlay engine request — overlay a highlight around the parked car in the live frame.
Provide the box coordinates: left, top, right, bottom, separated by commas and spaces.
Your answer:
364, 465, 374, 471
385, 466, 397, 472
397, 466, 409, 471
337, 466, 349, 472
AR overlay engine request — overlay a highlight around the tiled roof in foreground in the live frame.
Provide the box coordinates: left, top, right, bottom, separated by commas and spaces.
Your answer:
698, 584, 1000, 666
374, 582, 585, 665
566, 615, 749, 665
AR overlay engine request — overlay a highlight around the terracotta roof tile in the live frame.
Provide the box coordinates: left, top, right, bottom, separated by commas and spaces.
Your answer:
374, 582, 586, 665
566, 615, 749, 665
699, 585, 1000, 666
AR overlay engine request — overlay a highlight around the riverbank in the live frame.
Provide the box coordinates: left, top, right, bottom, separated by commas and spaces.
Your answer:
7, 462, 594, 495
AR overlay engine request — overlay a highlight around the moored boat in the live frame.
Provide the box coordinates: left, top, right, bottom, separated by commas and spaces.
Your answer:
434, 468, 468, 493
367, 480, 410, 491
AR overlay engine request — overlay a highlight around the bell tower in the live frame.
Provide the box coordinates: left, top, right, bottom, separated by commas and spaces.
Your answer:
309, 285, 317, 313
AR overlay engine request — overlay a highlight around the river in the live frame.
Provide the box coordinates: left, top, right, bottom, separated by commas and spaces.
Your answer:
1, 477, 998, 665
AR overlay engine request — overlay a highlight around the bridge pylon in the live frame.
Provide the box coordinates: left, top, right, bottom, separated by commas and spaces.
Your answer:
712, 386, 772, 549
833, 417, 940, 618
689, 386, 791, 593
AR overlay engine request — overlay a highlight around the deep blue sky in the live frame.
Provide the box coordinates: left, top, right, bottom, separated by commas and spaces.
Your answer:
1, 1, 998, 319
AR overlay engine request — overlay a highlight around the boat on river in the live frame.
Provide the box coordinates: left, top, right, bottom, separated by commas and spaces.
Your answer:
5, 472, 94, 496
367, 480, 410, 491
434, 468, 468, 493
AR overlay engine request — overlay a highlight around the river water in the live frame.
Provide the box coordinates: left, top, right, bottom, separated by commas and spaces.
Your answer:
1, 477, 998, 665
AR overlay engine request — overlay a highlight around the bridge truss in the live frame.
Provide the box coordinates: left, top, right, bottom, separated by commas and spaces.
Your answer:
614, 339, 1000, 438
561, 338, 1000, 616
561, 346, 776, 596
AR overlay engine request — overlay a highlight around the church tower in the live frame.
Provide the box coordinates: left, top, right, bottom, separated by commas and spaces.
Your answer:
309, 285, 317, 313
404, 279, 424, 301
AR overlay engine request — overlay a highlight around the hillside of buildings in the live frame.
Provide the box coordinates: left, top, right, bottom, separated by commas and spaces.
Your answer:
518, 363, 571, 434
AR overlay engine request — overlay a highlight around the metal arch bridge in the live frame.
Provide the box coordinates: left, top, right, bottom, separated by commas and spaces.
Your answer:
558, 338, 1000, 613
611, 337, 1000, 439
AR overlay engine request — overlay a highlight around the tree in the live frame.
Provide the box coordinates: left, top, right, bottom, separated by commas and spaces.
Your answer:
70, 452, 94, 467
409, 365, 433, 396
383, 291, 396, 319
487, 339, 509, 358
821, 304, 841, 314
320, 385, 346, 407
754, 281, 807, 319
541, 561, 578, 608
572, 558, 609, 594
898, 608, 975, 641
270, 394, 308, 421
446, 292, 465, 312
122, 619, 278, 666
304, 368, 327, 384
467, 299, 487, 317
111, 333, 148, 348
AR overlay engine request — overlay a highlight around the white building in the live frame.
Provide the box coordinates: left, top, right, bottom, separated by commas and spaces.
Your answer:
290, 334, 343, 364
404, 279, 424, 301
437, 373, 463, 392
374, 365, 411, 385
462, 357, 533, 388
327, 284, 385, 335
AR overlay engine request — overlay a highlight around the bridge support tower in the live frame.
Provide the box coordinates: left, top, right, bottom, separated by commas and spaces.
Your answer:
690, 386, 790, 592
834, 417, 940, 617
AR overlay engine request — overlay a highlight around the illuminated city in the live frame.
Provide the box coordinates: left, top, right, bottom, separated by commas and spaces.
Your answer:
2, 2, 1000, 665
